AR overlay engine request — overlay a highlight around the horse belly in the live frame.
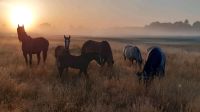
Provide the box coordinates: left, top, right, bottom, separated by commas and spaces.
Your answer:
30, 47, 42, 54
22, 42, 43, 54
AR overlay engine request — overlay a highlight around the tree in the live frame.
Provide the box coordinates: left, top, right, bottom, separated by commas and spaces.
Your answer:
184, 19, 189, 24
193, 21, 200, 30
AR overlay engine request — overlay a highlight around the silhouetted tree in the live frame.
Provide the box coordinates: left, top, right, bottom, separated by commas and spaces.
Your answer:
184, 19, 189, 24
146, 19, 193, 31
193, 21, 200, 31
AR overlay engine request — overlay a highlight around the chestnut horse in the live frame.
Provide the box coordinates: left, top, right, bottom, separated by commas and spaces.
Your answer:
81, 40, 114, 66
17, 25, 49, 65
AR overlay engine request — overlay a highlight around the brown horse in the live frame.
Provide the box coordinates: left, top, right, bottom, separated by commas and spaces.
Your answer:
55, 46, 100, 78
17, 25, 49, 65
55, 46, 66, 59
81, 40, 114, 66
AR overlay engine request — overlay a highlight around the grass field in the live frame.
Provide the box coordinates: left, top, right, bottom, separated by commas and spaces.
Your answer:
0, 36, 200, 112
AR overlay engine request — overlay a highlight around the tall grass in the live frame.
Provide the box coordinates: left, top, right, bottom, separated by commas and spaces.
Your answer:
0, 37, 199, 112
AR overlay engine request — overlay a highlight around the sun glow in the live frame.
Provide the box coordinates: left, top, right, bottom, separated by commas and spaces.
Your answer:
10, 5, 34, 29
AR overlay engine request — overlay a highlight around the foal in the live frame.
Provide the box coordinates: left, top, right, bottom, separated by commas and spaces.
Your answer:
55, 46, 100, 78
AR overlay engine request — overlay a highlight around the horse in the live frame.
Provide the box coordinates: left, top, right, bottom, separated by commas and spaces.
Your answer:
64, 35, 70, 49
55, 35, 71, 59
137, 47, 166, 85
17, 25, 49, 66
123, 45, 143, 69
55, 46, 100, 78
81, 40, 114, 66
55, 46, 66, 59
147, 46, 166, 75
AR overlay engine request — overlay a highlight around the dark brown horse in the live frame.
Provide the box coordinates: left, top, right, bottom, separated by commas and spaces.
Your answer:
54, 35, 70, 58
17, 25, 49, 65
81, 40, 114, 66
55, 46, 100, 78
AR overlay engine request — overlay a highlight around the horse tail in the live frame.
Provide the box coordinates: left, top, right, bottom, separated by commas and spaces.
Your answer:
81, 46, 86, 55
42, 50, 47, 63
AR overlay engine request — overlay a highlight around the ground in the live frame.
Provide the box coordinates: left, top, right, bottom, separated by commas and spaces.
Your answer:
0, 36, 199, 112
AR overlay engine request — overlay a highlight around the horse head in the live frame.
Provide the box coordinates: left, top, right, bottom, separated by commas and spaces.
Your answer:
101, 41, 114, 67
64, 35, 71, 49
17, 24, 28, 42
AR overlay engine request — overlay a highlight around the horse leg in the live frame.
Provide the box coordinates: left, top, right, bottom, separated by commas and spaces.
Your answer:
136, 61, 141, 71
58, 67, 64, 78
84, 69, 89, 79
23, 52, 28, 65
43, 50, 48, 63
37, 53, 41, 65
79, 70, 83, 76
139, 63, 142, 70
130, 59, 133, 66
65, 67, 68, 73
101, 58, 106, 66
124, 55, 126, 60
135, 61, 138, 71
28, 54, 32, 66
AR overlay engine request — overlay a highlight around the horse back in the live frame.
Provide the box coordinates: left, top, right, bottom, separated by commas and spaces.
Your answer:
124, 45, 134, 58
55, 46, 66, 58
81, 40, 102, 54
33, 37, 49, 48
143, 48, 163, 75
22, 37, 49, 54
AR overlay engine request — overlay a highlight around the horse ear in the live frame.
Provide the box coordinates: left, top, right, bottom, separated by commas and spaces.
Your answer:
18, 24, 19, 27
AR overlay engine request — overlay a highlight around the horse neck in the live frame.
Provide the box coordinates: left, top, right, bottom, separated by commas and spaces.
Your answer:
84, 53, 97, 62
64, 42, 69, 49
65, 39, 70, 49
20, 33, 32, 43
138, 52, 143, 63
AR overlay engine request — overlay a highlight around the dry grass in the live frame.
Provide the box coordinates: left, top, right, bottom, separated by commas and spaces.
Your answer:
0, 37, 199, 112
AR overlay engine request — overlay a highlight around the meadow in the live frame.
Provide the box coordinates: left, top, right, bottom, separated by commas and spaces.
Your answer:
0, 36, 199, 112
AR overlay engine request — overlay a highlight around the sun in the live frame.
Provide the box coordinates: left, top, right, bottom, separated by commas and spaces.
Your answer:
10, 5, 34, 28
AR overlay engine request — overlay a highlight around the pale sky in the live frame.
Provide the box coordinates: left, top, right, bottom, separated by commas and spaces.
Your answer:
1, 0, 200, 35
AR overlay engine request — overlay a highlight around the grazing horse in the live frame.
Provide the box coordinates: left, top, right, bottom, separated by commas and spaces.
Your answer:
123, 45, 143, 69
81, 40, 114, 66
17, 25, 49, 65
64, 35, 70, 49
137, 47, 166, 84
147, 46, 166, 75
55, 46, 100, 78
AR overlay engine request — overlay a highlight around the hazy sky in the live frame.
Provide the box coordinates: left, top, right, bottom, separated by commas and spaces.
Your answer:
1, 0, 200, 35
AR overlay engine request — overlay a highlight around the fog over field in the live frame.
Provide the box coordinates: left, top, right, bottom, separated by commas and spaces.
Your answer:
0, 35, 199, 111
